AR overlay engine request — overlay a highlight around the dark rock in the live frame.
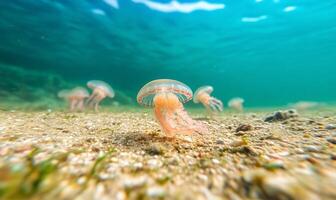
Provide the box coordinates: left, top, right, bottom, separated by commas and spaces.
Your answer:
326, 137, 336, 145
145, 144, 165, 156
325, 124, 336, 130
216, 140, 224, 145
236, 124, 253, 132
264, 109, 298, 122
331, 154, 336, 160
229, 146, 258, 156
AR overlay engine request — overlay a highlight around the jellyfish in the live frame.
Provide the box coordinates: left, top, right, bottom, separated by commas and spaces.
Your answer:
137, 79, 207, 138
228, 97, 245, 112
86, 80, 115, 111
193, 86, 223, 115
290, 101, 318, 111
58, 87, 89, 111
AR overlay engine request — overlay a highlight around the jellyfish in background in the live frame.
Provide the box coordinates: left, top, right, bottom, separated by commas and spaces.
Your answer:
58, 87, 89, 111
87, 80, 115, 111
137, 79, 207, 138
228, 97, 245, 112
290, 101, 319, 111
193, 86, 223, 115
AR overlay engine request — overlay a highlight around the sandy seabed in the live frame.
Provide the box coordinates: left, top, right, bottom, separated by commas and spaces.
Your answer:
0, 109, 335, 200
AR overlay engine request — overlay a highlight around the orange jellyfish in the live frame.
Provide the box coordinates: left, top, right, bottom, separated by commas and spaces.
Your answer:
228, 97, 245, 112
58, 87, 89, 111
87, 80, 115, 111
193, 86, 223, 115
137, 79, 207, 138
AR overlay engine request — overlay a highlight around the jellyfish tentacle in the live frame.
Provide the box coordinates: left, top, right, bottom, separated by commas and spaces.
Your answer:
154, 106, 175, 137
86, 92, 97, 107
69, 99, 77, 111
209, 97, 223, 112
77, 99, 85, 111
175, 108, 207, 134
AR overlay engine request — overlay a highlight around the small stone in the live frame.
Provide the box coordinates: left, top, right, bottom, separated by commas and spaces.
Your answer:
183, 136, 193, 142
230, 140, 247, 147
147, 159, 162, 169
212, 159, 220, 164
236, 124, 253, 132
146, 187, 166, 198
330, 154, 336, 160
229, 146, 258, 156
123, 176, 147, 190
133, 162, 144, 170
304, 145, 322, 153
264, 109, 298, 122
305, 157, 320, 165
77, 176, 86, 185
326, 137, 336, 144
325, 124, 336, 130
277, 151, 290, 157
145, 144, 165, 156
198, 174, 209, 182
263, 160, 285, 170
216, 140, 224, 145
313, 133, 324, 137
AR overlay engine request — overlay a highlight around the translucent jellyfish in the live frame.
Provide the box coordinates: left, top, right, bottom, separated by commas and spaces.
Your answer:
290, 101, 318, 111
228, 97, 245, 112
137, 79, 206, 138
58, 87, 89, 111
193, 86, 223, 115
87, 80, 115, 111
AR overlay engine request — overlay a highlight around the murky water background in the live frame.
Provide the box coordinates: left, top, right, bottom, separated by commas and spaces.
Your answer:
0, 0, 335, 109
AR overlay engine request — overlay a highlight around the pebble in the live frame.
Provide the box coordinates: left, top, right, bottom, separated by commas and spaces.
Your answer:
325, 124, 336, 130
330, 154, 336, 160
77, 176, 86, 185
263, 160, 285, 170
216, 140, 224, 145
277, 151, 290, 157
236, 124, 253, 132
147, 159, 162, 169
145, 144, 165, 156
313, 133, 324, 137
212, 159, 220, 164
264, 109, 298, 122
123, 176, 147, 190
133, 162, 143, 170
146, 187, 166, 198
183, 136, 193, 142
229, 146, 258, 156
230, 140, 246, 147
326, 137, 336, 144
304, 145, 322, 153
197, 174, 209, 182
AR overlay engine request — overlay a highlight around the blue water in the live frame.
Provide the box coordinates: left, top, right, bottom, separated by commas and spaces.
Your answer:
0, 0, 335, 108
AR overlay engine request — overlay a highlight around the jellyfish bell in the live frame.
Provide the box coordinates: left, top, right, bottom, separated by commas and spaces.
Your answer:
193, 86, 213, 103
86, 80, 114, 111
87, 80, 115, 98
137, 79, 206, 138
58, 87, 89, 111
72, 87, 90, 98
193, 85, 223, 114
57, 89, 71, 99
228, 97, 245, 112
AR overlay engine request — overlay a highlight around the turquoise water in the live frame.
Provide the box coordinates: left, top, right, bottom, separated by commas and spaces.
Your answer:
0, 0, 335, 108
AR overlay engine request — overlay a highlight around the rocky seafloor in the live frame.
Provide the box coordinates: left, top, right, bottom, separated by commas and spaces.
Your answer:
0, 109, 335, 200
